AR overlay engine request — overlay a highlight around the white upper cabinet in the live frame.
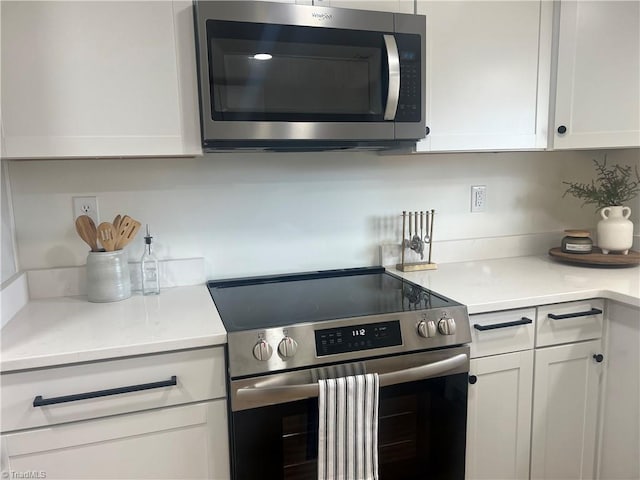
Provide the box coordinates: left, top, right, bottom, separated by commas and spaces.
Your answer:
313, 0, 414, 14
552, 1, 640, 149
415, 1, 552, 152
0, 1, 201, 159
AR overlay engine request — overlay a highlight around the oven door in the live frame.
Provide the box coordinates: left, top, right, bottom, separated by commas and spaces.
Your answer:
194, 2, 425, 145
228, 346, 469, 480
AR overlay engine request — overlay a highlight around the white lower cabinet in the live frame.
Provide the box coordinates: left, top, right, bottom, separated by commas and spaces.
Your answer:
466, 301, 605, 480
466, 350, 534, 480
530, 340, 602, 480
1, 400, 229, 480
0, 347, 230, 480
598, 302, 640, 480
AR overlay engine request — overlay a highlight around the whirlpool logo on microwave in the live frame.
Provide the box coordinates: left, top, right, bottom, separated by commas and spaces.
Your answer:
312, 12, 333, 20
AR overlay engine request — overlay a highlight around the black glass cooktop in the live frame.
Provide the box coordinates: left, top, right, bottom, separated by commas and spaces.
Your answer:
207, 267, 459, 332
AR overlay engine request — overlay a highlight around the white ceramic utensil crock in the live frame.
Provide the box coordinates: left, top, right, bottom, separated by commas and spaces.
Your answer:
597, 206, 633, 255
86, 250, 131, 302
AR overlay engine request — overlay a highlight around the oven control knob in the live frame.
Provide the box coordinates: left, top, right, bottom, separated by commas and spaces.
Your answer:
438, 317, 456, 335
278, 336, 298, 358
417, 320, 437, 338
253, 340, 273, 361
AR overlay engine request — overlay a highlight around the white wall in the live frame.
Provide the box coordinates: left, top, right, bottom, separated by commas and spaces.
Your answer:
6, 148, 639, 280
1, 160, 18, 283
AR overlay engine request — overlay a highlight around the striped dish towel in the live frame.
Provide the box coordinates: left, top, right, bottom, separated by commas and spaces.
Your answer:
318, 373, 379, 480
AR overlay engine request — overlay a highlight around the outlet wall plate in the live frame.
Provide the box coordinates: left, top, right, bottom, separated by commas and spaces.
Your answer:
73, 196, 99, 224
471, 185, 486, 213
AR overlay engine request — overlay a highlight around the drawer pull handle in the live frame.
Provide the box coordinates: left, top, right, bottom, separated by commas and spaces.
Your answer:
473, 317, 532, 331
33, 376, 177, 407
548, 308, 602, 320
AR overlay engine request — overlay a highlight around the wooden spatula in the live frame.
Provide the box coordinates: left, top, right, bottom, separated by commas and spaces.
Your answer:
97, 222, 118, 251
116, 220, 141, 250
75, 215, 99, 252
115, 215, 133, 248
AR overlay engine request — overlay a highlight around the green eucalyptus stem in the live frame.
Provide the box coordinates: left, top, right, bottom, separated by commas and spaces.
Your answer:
563, 158, 640, 211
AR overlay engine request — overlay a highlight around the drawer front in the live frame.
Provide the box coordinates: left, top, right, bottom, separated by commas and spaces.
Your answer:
536, 299, 604, 347
2, 400, 230, 480
469, 308, 536, 358
1, 346, 226, 432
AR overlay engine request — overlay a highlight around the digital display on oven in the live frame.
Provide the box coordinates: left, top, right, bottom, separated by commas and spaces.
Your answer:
315, 321, 402, 356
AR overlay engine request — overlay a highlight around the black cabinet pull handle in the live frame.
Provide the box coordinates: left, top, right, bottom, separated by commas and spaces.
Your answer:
557, 125, 567, 134
474, 317, 532, 331
593, 354, 604, 363
425, 126, 431, 136
469, 375, 478, 384
548, 308, 602, 320
33, 376, 177, 407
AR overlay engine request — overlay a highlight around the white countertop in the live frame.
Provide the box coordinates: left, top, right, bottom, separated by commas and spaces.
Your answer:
2, 256, 638, 373
390, 255, 640, 314
1, 285, 226, 373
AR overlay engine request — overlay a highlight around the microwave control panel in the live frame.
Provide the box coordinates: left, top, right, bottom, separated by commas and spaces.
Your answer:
396, 33, 422, 123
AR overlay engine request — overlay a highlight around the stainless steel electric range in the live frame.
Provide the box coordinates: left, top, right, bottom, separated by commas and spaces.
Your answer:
208, 266, 472, 480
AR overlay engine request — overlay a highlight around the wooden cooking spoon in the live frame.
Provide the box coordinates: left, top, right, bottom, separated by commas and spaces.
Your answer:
97, 222, 118, 252
75, 215, 98, 252
113, 214, 122, 231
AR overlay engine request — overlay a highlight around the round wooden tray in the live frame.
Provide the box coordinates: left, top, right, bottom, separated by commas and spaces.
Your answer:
549, 247, 640, 267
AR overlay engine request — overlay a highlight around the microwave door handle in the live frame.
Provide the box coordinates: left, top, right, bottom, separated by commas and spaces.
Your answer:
235, 353, 468, 407
383, 34, 401, 121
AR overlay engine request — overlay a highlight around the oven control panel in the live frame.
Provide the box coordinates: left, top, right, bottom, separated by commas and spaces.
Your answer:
315, 320, 402, 357
227, 305, 471, 378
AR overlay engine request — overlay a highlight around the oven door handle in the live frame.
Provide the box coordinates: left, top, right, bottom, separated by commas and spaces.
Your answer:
383, 34, 400, 121
236, 353, 468, 405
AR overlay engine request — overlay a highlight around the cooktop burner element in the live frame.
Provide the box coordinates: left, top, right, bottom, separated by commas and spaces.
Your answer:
208, 267, 471, 378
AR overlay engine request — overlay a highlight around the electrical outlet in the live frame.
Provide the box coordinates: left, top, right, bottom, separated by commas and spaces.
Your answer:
471, 185, 486, 213
73, 196, 99, 224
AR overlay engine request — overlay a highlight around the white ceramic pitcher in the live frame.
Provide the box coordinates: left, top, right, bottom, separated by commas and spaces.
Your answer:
596, 206, 633, 254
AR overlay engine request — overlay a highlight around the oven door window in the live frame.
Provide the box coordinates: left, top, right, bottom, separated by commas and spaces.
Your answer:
206, 20, 388, 122
230, 373, 468, 479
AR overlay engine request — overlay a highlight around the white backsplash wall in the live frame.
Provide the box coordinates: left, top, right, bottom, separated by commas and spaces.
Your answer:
1, 160, 19, 283
7, 148, 639, 280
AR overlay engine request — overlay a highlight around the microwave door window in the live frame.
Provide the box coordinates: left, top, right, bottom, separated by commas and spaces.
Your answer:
207, 21, 387, 122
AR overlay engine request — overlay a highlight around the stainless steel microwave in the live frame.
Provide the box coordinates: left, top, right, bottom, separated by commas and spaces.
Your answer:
193, 1, 426, 151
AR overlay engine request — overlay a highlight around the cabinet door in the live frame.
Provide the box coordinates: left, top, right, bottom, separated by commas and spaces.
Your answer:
0, 1, 201, 158
1, 401, 229, 480
598, 302, 640, 480
314, 0, 414, 14
531, 340, 603, 480
415, 1, 552, 152
466, 350, 533, 480
553, 1, 640, 149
